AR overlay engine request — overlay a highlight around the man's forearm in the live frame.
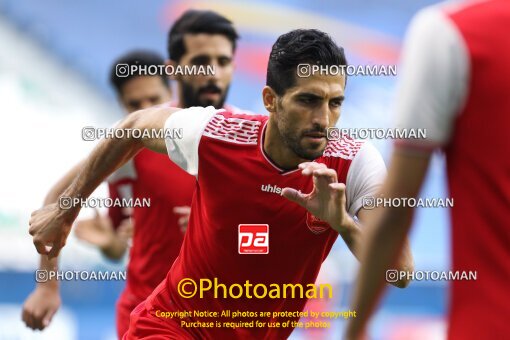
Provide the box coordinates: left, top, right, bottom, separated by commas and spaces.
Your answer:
43, 161, 84, 206
346, 207, 413, 338
37, 255, 59, 289
36, 168, 83, 288
29, 107, 175, 258
60, 113, 145, 211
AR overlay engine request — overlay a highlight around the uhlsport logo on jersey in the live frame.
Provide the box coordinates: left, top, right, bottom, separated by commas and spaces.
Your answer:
238, 224, 269, 254
261, 184, 283, 195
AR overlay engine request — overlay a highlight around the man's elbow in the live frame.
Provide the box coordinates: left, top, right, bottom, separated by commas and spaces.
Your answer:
101, 249, 126, 262
390, 262, 415, 289
391, 277, 411, 289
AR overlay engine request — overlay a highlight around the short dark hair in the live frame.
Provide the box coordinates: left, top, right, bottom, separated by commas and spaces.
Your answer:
109, 50, 168, 95
167, 10, 239, 62
266, 29, 347, 96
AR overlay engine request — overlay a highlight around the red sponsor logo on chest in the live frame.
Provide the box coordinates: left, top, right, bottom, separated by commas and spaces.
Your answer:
238, 224, 269, 254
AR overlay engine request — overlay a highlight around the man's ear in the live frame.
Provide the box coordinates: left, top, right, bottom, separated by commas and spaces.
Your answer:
165, 59, 179, 81
262, 86, 278, 113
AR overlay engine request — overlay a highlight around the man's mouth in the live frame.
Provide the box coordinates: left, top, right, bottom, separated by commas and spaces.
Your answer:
199, 86, 222, 97
302, 132, 327, 142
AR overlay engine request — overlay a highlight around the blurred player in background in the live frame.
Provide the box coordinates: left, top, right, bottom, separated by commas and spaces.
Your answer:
23, 9, 240, 338
346, 1, 510, 339
21, 50, 187, 336
167, 9, 240, 111
28, 28, 414, 339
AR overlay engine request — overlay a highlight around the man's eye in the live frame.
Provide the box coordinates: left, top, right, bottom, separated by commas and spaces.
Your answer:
129, 102, 140, 109
330, 100, 343, 107
300, 97, 314, 104
191, 57, 209, 66
218, 57, 232, 67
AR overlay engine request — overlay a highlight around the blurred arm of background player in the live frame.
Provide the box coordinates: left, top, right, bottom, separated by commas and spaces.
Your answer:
73, 205, 190, 254
344, 6, 466, 337
28, 107, 177, 258
345, 152, 430, 338
74, 209, 132, 261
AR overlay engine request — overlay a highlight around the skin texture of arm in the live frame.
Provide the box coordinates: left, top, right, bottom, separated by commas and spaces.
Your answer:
345, 150, 432, 339
28, 106, 178, 258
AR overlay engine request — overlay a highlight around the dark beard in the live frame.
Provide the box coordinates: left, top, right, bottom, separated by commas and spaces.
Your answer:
180, 81, 228, 109
280, 122, 327, 161
282, 131, 325, 160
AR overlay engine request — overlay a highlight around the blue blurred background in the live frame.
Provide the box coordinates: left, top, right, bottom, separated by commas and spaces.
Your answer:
0, 0, 450, 339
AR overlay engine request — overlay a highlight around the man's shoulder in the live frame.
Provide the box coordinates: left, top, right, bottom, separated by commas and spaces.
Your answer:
202, 110, 267, 146
321, 135, 365, 161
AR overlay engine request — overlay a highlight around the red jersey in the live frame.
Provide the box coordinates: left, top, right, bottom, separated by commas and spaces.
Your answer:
395, 1, 510, 338
109, 102, 247, 338
138, 107, 386, 339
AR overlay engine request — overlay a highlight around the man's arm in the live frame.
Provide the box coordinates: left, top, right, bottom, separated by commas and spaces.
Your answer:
344, 5, 468, 337
345, 150, 431, 339
21, 255, 60, 330
337, 207, 415, 288
74, 213, 132, 261
22, 161, 83, 330
29, 106, 178, 258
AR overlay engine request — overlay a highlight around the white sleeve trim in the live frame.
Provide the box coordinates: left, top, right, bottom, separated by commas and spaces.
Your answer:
395, 7, 469, 146
164, 106, 220, 176
345, 142, 387, 217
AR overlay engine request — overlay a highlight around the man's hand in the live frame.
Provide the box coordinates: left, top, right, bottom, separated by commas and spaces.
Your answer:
173, 206, 191, 233
29, 203, 78, 259
117, 218, 134, 243
21, 284, 61, 330
282, 162, 352, 231
75, 211, 132, 260
28, 107, 177, 257
74, 211, 116, 250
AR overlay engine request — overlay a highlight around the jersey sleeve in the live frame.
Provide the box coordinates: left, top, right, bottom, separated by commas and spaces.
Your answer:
164, 106, 220, 176
394, 7, 469, 150
345, 142, 387, 217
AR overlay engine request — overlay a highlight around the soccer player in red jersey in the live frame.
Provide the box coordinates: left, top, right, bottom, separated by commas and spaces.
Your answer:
28, 29, 414, 339
23, 10, 241, 338
345, 1, 510, 339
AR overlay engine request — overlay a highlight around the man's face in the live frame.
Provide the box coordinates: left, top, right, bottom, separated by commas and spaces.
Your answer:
119, 76, 171, 113
274, 74, 345, 160
175, 33, 234, 109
